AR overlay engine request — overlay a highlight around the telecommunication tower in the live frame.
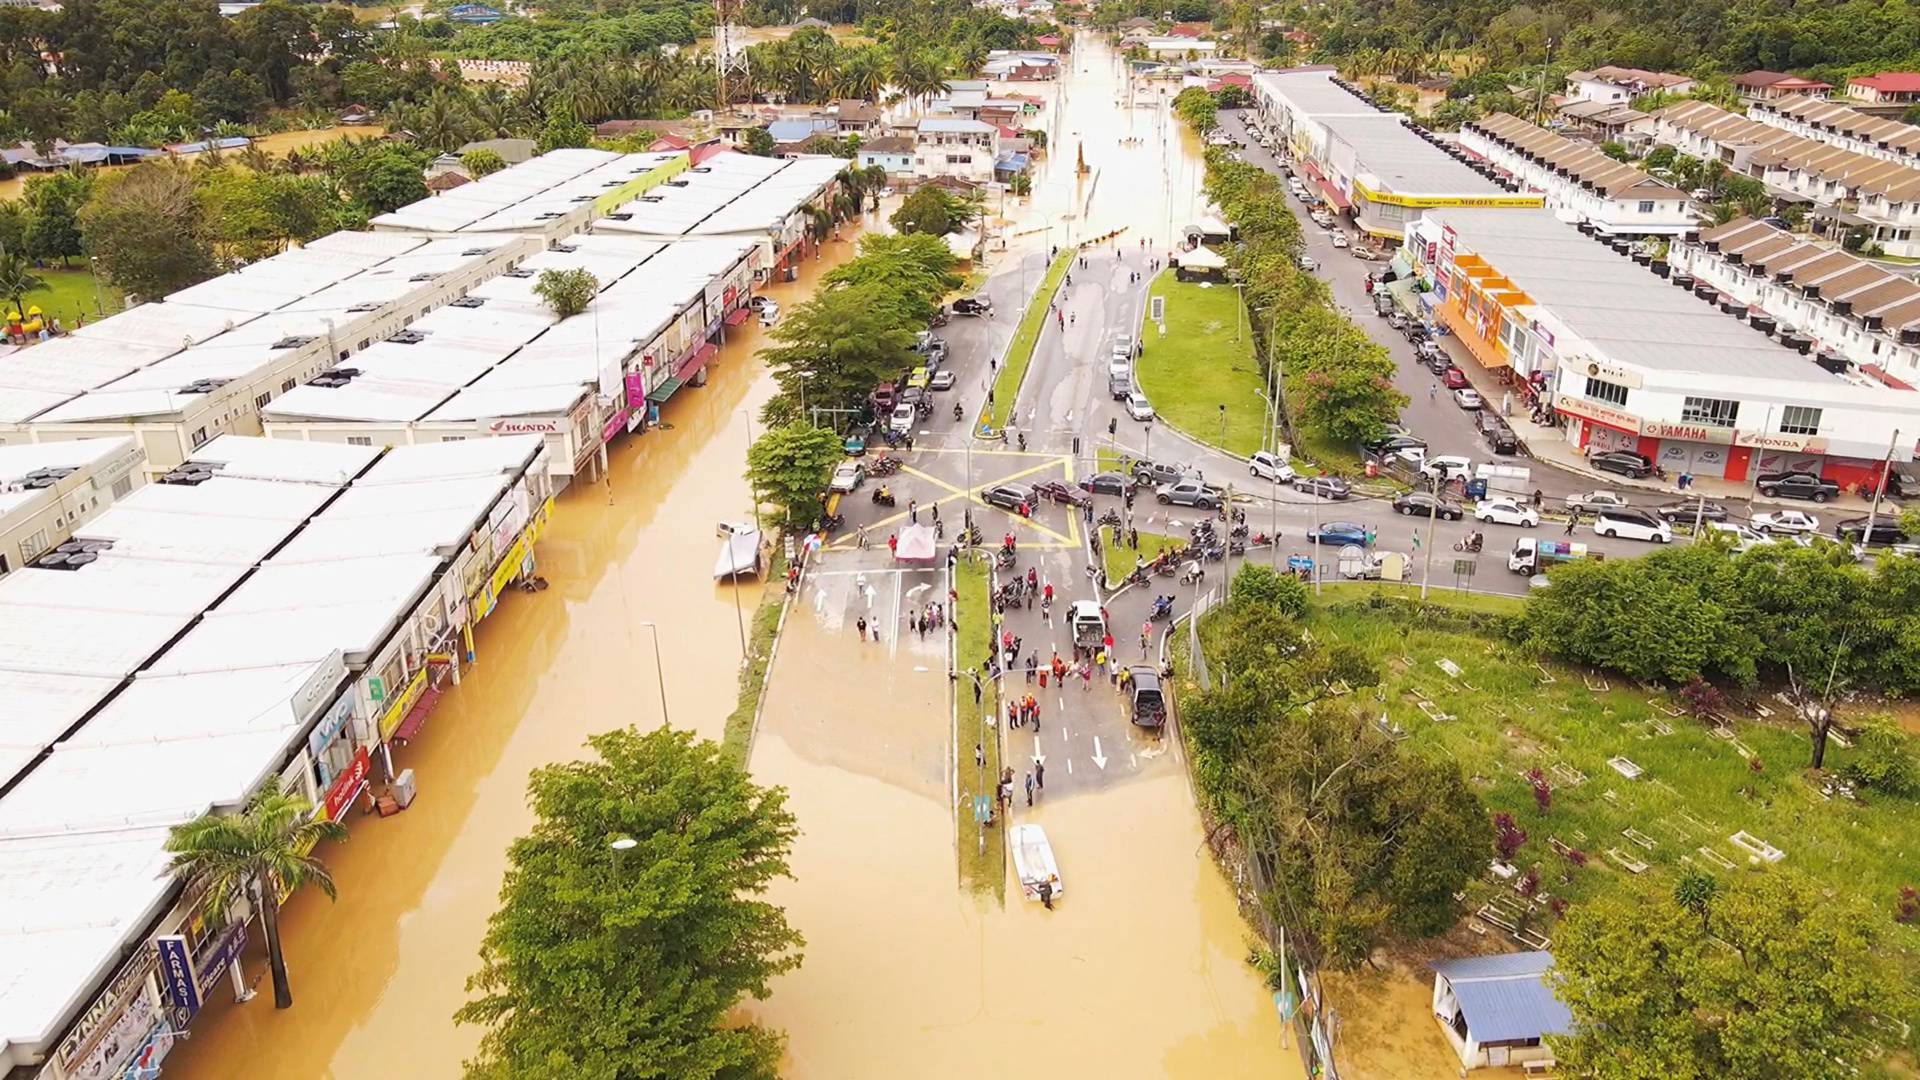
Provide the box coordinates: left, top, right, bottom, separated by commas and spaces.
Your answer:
714, 0, 751, 112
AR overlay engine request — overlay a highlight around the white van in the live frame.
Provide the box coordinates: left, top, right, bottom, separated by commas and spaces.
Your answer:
1593, 509, 1672, 544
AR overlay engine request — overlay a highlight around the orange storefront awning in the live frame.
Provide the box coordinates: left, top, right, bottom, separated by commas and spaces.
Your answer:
1435, 304, 1512, 370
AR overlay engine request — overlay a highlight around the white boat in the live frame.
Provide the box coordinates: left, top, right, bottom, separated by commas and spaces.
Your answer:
1010, 823, 1063, 902
714, 525, 762, 580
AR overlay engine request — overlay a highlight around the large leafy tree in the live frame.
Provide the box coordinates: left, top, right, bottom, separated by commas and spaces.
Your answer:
22, 172, 90, 265
80, 162, 218, 299
821, 233, 959, 327
0, 252, 48, 320
889, 186, 975, 237
1182, 583, 1485, 968
1550, 871, 1908, 1080
761, 280, 919, 413
164, 777, 348, 1010
746, 423, 845, 528
457, 726, 802, 1079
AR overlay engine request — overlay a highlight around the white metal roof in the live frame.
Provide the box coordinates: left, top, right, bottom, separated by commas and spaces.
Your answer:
300, 230, 431, 258
188, 434, 377, 485
69, 303, 251, 348
369, 150, 683, 233
113, 475, 335, 521
596, 153, 788, 236
423, 382, 584, 422
73, 505, 304, 565
214, 554, 440, 617
260, 379, 459, 423
0, 556, 242, 615
143, 602, 399, 673
0, 437, 138, 480
97, 343, 290, 392
0, 604, 190, 678
1324, 113, 1507, 198
67, 661, 328, 746
0, 730, 303, 831
360, 434, 544, 482
0, 669, 122, 788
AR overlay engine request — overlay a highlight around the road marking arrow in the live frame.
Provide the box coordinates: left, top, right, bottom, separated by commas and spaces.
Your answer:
1091, 737, 1108, 770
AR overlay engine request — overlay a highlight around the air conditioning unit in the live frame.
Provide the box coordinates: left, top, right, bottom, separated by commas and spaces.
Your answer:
449, 296, 487, 308
270, 335, 317, 350
388, 330, 427, 345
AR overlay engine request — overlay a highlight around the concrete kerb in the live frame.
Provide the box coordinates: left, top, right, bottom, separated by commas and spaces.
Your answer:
740, 542, 800, 762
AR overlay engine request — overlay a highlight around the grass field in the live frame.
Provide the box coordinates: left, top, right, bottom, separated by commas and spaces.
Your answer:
1306, 597, 1920, 944
1135, 271, 1269, 458
721, 547, 789, 762
983, 251, 1072, 433
5, 266, 121, 326
953, 553, 1006, 895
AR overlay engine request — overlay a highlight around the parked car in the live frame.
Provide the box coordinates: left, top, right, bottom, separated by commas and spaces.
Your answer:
1308, 521, 1369, 546
1079, 471, 1135, 496
1113, 333, 1136, 358
1034, 480, 1092, 507
1653, 500, 1729, 526
1442, 367, 1470, 390
1751, 509, 1819, 534
1134, 459, 1197, 486
1293, 475, 1352, 500
1420, 454, 1474, 483
829, 460, 866, 493
1593, 508, 1673, 543
951, 296, 994, 316
1566, 490, 1630, 513
1474, 412, 1519, 454
1157, 478, 1221, 509
1363, 433, 1427, 458
929, 369, 956, 390
982, 483, 1035, 511
1756, 471, 1839, 503
1125, 391, 1155, 421
1704, 522, 1772, 552
1328, 232, 1350, 249
888, 403, 916, 435
755, 299, 781, 326
1452, 388, 1483, 410
1475, 497, 1540, 528
1392, 492, 1464, 520
1833, 514, 1910, 545
1590, 450, 1655, 479
1298, 255, 1319, 272
1249, 451, 1295, 483
843, 425, 870, 455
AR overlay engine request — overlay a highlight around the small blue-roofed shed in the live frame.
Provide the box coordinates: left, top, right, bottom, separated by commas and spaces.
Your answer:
1430, 951, 1572, 1071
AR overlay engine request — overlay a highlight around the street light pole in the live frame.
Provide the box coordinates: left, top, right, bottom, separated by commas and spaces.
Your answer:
638, 622, 671, 728
1218, 404, 1227, 450
1866, 428, 1900, 535
1420, 504, 1439, 600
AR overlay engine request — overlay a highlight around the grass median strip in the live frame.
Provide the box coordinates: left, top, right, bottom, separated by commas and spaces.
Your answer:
721, 546, 789, 762
953, 553, 1005, 896
983, 251, 1073, 432
1135, 270, 1268, 457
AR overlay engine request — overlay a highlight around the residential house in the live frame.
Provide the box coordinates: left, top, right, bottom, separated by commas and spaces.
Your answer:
831, 100, 884, 135
1848, 73, 1920, 108
856, 135, 915, 175
1141, 37, 1218, 57
1117, 16, 1152, 31
1564, 66, 1694, 105
913, 118, 1000, 182
767, 117, 838, 151
1555, 99, 1654, 149
1460, 113, 1694, 236
1430, 953, 1571, 1071
1748, 94, 1920, 168
716, 114, 769, 147
1733, 70, 1833, 104
1035, 34, 1061, 48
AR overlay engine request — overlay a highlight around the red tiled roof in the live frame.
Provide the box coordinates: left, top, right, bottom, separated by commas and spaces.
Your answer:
691, 143, 734, 165
649, 135, 691, 151
1852, 73, 1920, 93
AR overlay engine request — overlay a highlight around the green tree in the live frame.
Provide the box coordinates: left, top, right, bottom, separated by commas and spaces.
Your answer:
534, 112, 592, 153
745, 424, 845, 528
342, 144, 429, 214
0, 252, 48, 321
742, 127, 777, 157
1293, 350, 1407, 445
457, 727, 801, 1078
22, 172, 90, 265
821, 232, 959, 326
163, 777, 348, 1010
461, 148, 508, 177
81, 163, 218, 300
1173, 86, 1219, 133
1228, 562, 1307, 617
1671, 867, 1717, 933
1838, 717, 1919, 796
1550, 871, 1908, 1080
761, 280, 919, 413
533, 267, 598, 319
890, 186, 967, 236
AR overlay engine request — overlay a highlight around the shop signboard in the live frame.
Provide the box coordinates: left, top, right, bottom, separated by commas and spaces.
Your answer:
376, 667, 432, 742
1580, 358, 1643, 389
291, 650, 347, 727
1644, 420, 1735, 444
116, 1021, 176, 1080
55, 953, 157, 1075
1736, 430, 1830, 454
1556, 394, 1643, 434
479, 416, 564, 435
307, 691, 359, 788
192, 923, 247, 1001
68, 989, 159, 1080
323, 746, 372, 822
153, 936, 200, 1027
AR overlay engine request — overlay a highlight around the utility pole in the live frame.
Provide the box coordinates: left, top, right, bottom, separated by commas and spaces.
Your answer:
1747, 404, 1776, 504
1419, 502, 1439, 600
1866, 428, 1900, 535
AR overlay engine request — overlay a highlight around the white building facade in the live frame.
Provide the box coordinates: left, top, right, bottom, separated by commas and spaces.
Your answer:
1460, 113, 1696, 236
913, 118, 1000, 181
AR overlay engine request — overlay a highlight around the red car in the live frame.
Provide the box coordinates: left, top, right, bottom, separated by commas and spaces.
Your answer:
1034, 480, 1092, 507
1442, 367, 1469, 390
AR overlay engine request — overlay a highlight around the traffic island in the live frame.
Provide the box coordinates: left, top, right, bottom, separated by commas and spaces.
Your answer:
1135, 271, 1268, 457
952, 552, 1006, 896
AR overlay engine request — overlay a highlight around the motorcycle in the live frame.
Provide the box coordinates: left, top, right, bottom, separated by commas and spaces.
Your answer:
872, 487, 896, 507
870, 455, 901, 477
1250, 531, 1274, 546
817, 513, 844, 532
1149, 595, 1174, 621
995, 549, 1017, 570
1453, 531, 1484, 553
1099, 509, 1123, 529
953, 403, 964, 422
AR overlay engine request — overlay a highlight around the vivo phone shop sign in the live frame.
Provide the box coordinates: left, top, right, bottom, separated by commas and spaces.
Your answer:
478, 417, 564, 435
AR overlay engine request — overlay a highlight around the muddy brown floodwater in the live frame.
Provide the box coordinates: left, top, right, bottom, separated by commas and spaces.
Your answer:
161, 239, 860, 1080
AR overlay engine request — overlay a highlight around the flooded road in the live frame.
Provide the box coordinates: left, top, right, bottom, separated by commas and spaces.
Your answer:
746, 33, 1302, 1080
162, 241, 859, 1079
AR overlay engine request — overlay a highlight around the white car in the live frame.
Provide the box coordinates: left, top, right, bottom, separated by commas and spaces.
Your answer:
829, 460, 865, 493
1751, 509, 1820, 535
878, 186, 896, 198
1453, 388, 1483, 410
1328, 232, 1350, 249
756, 299, 780, 326
1108, 358, 1131, 380
889, 403, 915, 435
1420, 454, 1473, 482
1705, 521, 1772, 552
1475, 497, 1540, 528
1125, 391, 1155, 421
1249, 450, 1296, 483
1594, 508, 1673, 543
1298, 255, 1319, 272
1566, 490, 1630, 513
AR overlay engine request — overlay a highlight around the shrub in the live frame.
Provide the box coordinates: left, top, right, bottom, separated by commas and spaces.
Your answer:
1840, 720, 1918, 797
1493, 812, 1528, 861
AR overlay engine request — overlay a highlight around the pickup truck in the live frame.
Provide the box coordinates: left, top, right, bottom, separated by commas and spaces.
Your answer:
1508, 537, 1601, 575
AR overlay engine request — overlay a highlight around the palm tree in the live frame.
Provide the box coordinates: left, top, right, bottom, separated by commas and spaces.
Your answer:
957, 38, 989, 78
164, 778, 348, 1010
0, 252, 47, 322
237, 143, 277, 174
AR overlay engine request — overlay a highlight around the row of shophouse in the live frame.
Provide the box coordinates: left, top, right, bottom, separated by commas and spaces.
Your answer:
1399, 207, 1919, 491
0, 143, 849, 1080
1652, 99, 1920, 258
